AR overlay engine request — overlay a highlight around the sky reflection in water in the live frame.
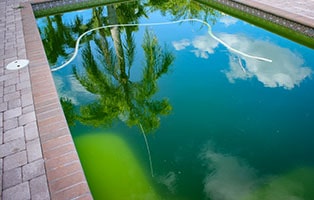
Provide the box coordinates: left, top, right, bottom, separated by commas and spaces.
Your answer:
172, 16, 312, 90
36, 3, 314, 199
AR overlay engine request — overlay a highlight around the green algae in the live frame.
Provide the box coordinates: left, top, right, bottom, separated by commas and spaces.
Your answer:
74, 133, 159, 200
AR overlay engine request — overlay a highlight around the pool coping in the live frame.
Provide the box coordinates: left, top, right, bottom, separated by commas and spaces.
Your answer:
14, 0, 314, 199
233, 0, 314, 29
197, 0, 314, 48
20, 1, 93, 199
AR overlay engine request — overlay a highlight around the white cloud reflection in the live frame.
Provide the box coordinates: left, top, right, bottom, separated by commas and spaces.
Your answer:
199, 144, 314, 200
53, 74, 95, 104
200, 144, 258, 200
172, 39, 191, 50
220, 15, 238, 27
220, 33, 312, 90
172, 35, 218, 59
172, 32, 312, 89
191, 35, 219, 59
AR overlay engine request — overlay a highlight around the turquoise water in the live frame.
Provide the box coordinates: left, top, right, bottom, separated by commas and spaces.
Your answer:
37, 1, 314, 199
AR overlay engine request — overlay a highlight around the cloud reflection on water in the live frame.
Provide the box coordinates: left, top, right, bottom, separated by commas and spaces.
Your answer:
54, 74, 96, 104
172, 32, 312, 89
199, 144, 258, 200
219, 15, 238, 27
172, 39, 191, 51
220, 33, 312, 90
199, 144, 314, 200
190, 35, 219, 59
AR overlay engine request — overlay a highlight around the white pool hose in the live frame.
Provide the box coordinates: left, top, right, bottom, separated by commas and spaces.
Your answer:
50, 18, 272, 72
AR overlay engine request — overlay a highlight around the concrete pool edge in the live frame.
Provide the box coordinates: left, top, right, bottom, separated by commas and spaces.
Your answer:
20, 2, 93, 199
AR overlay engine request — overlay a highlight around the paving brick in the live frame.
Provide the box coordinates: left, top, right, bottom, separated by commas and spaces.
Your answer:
3, 84, 16, 95
8, 98, 21, 109
0, 138, 25, 158
3, 117, 18, 131
30, 175, 50, 200
0, 102, 7, 112
19, 69, 30, 82
0, 166, 2, 199
16, 80, 31, 91
0, 89, 4, 102
0, 128, 3, 144
4, 77, 19, 87
0, 72, 17, 82
21, 92, 33, 107
3, 107, 21, 120
3, 167, 22, 189
20, 86, 32, 97
22, 159, 45, 181
26, 138, 42, 162
18, 110, 36, 126
22, 104, 35, 114
3, 126, 24, 143
2, 182, 30, 200
0, 112, 3, 131
24, 121, 39, 141
3, 91, 20, 102
3, 150, 27, 171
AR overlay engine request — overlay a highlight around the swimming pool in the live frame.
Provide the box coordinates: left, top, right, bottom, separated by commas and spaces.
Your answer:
36, 1, 314, 199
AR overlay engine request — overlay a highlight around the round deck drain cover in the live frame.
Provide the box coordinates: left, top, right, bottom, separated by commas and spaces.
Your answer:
6, 59, 29, 70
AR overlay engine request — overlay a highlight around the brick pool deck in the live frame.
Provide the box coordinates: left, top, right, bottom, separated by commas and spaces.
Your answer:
0, 0, 313, 199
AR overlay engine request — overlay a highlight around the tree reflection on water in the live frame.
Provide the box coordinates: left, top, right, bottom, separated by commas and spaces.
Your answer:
60, 3, 174, 134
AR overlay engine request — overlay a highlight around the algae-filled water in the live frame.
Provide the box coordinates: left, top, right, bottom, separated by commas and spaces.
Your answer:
36, 1, 314, 199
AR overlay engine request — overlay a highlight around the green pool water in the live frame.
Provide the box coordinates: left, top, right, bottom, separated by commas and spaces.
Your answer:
36, 1, 314, 199
74, 133, 159, 199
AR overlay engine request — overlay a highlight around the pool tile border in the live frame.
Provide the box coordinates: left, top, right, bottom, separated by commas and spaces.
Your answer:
32, 0, 124, 17
200, 0, 314, 37
20, 2, 93, 199
31, 0, 314, 39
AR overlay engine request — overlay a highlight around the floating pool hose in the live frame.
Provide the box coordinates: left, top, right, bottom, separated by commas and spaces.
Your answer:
51, 18, 272, 72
